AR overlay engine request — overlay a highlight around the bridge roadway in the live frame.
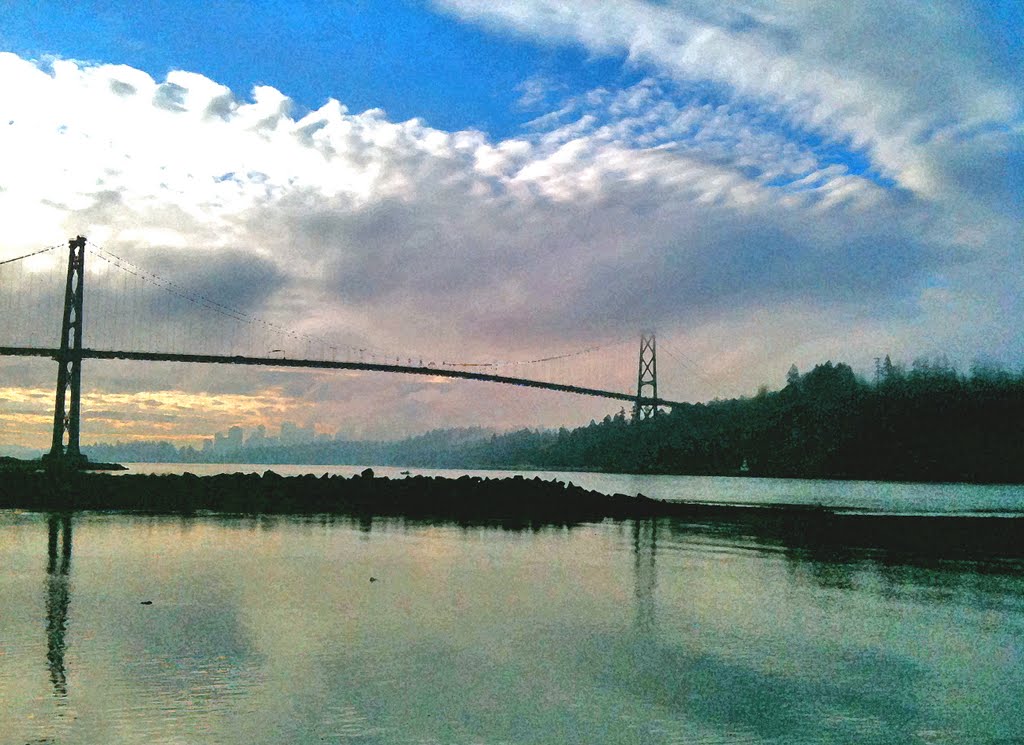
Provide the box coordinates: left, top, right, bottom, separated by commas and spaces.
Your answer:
0, 346, 682, 409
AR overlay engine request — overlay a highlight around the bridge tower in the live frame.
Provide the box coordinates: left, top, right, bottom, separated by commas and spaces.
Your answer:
44, 236, 87, 465
634, 332, 658, 421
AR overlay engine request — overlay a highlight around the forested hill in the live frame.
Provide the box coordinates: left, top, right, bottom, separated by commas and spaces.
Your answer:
462, 359, 1024, 483
81, 359, 1024, 484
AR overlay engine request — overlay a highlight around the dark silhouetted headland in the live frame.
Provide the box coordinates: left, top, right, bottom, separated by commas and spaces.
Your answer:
1, 466, 1021, 558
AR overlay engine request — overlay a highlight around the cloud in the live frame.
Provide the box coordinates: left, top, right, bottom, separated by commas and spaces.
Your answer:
434, 1, 1022, 197
0, 23, 1021, 446
515, 74, 568, 109
153, 81, 188, 112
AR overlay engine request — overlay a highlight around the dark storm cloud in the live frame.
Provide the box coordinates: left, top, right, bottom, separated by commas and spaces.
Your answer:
276, 145, 943, 353
318, 195, 535, 302
925, 130, 1024, 216
568, 217, 935, 334
146, 249, 286, 312
80, 247, 288, 361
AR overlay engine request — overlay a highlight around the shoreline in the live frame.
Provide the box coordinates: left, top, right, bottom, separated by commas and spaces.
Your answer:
7, 454, 1024, 486
1, 468, 1022, 558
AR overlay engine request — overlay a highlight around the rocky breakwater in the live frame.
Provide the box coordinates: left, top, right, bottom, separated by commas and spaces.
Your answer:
0, 468, 670, 525
1, 467, 1021, 557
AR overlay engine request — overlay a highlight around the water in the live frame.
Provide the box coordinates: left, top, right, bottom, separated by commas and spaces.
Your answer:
117, 462, 1024, 515
3, 507, 1024, 744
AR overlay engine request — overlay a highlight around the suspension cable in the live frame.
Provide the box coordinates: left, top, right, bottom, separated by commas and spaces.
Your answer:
0, 243, 62, 267
443, 338, 633, 368
86, 241, 334, 351
83, 239, 638, 374
658, 340, 720, 390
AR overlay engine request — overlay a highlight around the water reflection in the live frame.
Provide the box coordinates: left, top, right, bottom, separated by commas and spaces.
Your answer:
45, 513, 72, 698
611, 520, 940, 742
632, 519, 657, 637
3, 510, 1023, 744
649, 511, 1024, 583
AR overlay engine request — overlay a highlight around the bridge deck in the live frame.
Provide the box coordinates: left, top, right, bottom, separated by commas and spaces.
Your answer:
0, 346, 682, 408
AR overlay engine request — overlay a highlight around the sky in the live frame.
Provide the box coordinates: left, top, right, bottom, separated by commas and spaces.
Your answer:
0, 0, 1022, 449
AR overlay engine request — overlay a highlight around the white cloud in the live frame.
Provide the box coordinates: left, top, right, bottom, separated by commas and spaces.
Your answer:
0, 28, 1021, 446
434, 0, 1022, 200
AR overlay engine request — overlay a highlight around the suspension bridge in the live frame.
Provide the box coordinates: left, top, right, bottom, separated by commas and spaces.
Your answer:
1, 237, 690, 464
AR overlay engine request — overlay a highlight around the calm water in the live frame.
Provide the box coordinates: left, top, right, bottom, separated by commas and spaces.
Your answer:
2, 508, 1023, 744
118, 462, 1024, 515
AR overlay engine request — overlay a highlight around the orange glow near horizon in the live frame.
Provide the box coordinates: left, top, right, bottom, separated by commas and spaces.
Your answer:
0, 385, 326, 449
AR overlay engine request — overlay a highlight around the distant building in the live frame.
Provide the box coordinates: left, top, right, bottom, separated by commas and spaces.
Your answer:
246, 424, 267, 448
281, 421, 299, 445
225, 426, 244, 451
281, 421, 315, 445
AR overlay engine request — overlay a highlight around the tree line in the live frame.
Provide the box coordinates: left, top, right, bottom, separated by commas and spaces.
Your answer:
83, 358, 1024, 483
460, 357, 1024, 483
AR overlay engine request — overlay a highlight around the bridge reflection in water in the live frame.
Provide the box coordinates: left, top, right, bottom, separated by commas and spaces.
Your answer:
633, 519, 658, 638
45, 514, 72, 699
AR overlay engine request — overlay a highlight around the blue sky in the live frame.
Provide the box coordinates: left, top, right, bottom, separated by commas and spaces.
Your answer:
1, 0, 642, 136
0, 0, 892, 183
0, 0, 1021, 444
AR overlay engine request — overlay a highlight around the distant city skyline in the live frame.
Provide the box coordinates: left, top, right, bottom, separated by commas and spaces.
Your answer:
207, 421, 325, 452
1, 1, 1021, 448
